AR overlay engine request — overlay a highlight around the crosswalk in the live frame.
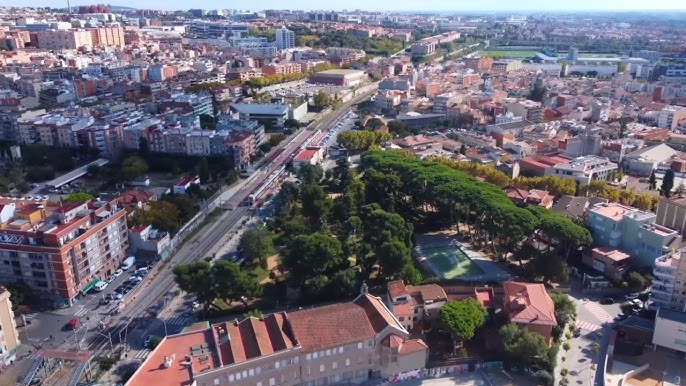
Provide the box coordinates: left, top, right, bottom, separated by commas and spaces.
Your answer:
74, 306, 90, 317
21, 312, 39, 323
129, 349, 151, 360
166, 315, 191, 327
583, 301, 613, 323
575, 320, 602, 332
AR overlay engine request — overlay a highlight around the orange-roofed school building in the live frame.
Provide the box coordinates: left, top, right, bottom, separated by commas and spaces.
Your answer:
125, 289, 428, 386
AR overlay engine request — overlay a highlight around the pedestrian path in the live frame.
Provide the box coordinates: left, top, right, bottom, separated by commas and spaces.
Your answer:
583, 301, 613, 323
74, 306, 90, 317
575, 320, 602, 332
21, 312, 39, 323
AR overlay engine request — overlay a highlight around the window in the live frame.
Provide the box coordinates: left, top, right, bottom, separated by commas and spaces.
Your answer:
269, 378, 275, 386
306, 353, 311, 360
275, 361, 280, 369
213, 379, 219, 385
357, 342, 363, 349
229, 374, 234, 382
236, 373, 241, 380
399, 316, 404, 321
332, 361, 338, 369
320, 364, 325, 372
313, 352, 318, 359
326, 349, 331, 356
256, 382, 262, 386
345, 358, 350, 367
249, 369, 254, 376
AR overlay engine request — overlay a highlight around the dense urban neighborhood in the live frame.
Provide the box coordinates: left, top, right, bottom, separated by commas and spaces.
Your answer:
0, 4, 685, 386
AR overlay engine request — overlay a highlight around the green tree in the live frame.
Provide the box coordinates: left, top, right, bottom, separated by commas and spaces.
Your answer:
65, 192, 94, 203
626, 271, 650, 291
676, 181, 686, 198
440, 299, 488, 344
122, 156, 149, 181
662, 169, 675, 198
238, 227, 274, 268
199, 114, 217, 130
313, 91, 332, 107
282, 232, 347, 285
337, 131, 392, 152
550, 291, 576, 327
499, 323, 550, 370
284, 118, 301, 129
298, 163, 324, 185
459, 144, 467, 155
212, 259, 263, 307
198, 157, 210, 183
364, 117, 384, 130
173, 261, 215, 308
648, 169, 657, 190
149, 336, 163, 349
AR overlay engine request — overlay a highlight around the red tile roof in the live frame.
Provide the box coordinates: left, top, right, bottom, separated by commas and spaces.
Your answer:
216, 312, 297, 366
398, 339, 429, 355
503, 281, 557, 327
388, 280, 408, 299
288, 302, 376, 351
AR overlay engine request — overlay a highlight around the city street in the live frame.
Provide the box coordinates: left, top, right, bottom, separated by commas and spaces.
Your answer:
10, 86, 378, 385
562, 282, 623, 386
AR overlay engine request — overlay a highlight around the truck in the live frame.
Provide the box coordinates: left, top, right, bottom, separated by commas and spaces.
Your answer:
121, 256, 136, 270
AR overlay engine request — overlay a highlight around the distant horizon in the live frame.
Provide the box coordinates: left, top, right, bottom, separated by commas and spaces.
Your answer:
8, 0, 686, 12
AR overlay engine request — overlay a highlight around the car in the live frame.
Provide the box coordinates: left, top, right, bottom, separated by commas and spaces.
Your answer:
600, 297, 615, 305
114, 286, 125, 294
135, 267, 149, 276
625, 292, 640, 300
106, 276, 116, 283
112, 269, 123, 278
105, 293, 114, 301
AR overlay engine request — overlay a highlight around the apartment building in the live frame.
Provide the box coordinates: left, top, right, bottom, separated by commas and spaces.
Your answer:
587, 202, 682, 267
0, 286, 20, 366
0, 198, 128, 306
548, 155, 618, 185
89, 26, 125, 49
125, 292, 428, 386
18, 113, 95, 147
36, 29, 93, 50
658, 105, 686, 130
656, 197, 686, 236
650, 249, 686, 312
261, 62, 302, 76
230, 103, 289, 129
275, 27, 295, 51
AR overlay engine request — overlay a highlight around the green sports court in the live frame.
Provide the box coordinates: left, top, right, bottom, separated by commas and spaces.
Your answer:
418, 244, 485, 279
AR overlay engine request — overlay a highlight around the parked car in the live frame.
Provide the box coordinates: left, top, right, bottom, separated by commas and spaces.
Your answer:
625, 292, 640, 300
600, 297, 615, 305
112, 269, 123, 278
128, 276, 143, 285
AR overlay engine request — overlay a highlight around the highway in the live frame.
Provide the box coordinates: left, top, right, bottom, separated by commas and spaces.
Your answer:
82, 86, 379, 355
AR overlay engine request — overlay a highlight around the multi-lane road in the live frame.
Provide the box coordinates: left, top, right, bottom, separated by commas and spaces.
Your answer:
29, 86, 379, 371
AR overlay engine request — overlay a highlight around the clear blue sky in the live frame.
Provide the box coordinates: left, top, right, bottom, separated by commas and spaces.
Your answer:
14, 0, 686, 11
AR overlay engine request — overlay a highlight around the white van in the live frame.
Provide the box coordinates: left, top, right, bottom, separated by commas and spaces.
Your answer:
121, 256, 136, 270
94, 281, 108, 292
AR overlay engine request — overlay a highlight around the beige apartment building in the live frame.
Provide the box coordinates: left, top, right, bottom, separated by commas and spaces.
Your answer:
37, 29, 93, 50
126, 292, 428, 386
656, 197, 686, 236
0, 286, 20, 367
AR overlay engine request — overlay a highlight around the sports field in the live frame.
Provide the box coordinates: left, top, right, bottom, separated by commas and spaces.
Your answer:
421, 245, 484, 279
480, 50, 541, 58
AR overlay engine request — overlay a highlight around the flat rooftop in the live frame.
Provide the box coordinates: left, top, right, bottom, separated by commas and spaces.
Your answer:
591, 203, 637, 221
126, 328, 220, 386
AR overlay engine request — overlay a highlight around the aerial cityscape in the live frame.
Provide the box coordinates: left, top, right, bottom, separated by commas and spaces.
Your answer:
0, 4, 685, 386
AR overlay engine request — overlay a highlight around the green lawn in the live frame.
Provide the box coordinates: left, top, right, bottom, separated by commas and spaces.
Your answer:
424, 246, 484, 279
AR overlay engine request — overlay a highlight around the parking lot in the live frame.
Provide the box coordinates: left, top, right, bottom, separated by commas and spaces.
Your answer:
268, 82, 350, 99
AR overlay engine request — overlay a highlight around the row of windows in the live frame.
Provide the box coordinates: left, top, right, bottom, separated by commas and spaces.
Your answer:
305, 340, 373, 361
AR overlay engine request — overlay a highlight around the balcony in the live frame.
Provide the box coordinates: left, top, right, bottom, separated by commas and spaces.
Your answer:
653, 269, 676, 281
651, 285, 673, 297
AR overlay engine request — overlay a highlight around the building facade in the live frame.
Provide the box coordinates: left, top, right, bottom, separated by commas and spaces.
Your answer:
651, 249, 686, 312
0, 286, 20, 366
587, 202, 682, 267
126, 292, 428, 386
0, 198, 128, 305
275, 27, 295, 51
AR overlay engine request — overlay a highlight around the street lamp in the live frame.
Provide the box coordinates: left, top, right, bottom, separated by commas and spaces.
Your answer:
161, 318, 168, 337
94, 331, 113, 351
